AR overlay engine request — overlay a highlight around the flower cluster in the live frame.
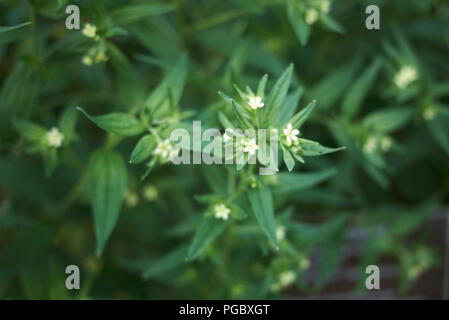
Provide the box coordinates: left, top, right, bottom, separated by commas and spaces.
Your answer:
81, 23, 108, 66
394, 65, 418, 89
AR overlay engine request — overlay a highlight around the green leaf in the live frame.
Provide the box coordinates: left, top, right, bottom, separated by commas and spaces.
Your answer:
300, 140, 345, 156
218, 111, 235, 130
59, 106, 78, 143
428, 117, 449, 157
281, 145, 295, 171
12, 119, 46, 143
130, 134, 157, 164
363, 108, 413, 133
142, 245, 188, 279
0, 22, 31, 33
77, 107, 145, 136
232, 100, 253, 130
320, 15, 345, 34
289, 100, 316, 129
87, 150, 127, 256
277, 88, 303, 127
342, 58, 383, 119
309, 57, 362, 110
43, 148, 58, 177
111, 4, 173, 25
248, 181, 278, 247
257, 74, 268, 98
264, 64, 293, 124
274, 169, 336, 193
286, 1, 310, 46
187, 216, 229, 260
145, 54, 188, 118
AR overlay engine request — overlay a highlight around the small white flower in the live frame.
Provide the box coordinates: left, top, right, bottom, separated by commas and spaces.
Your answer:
82, 55, 94, 66
143, 185, 158, 201
305, 8, 319, 25
276, 226, 286, 241
423, 106, 437, 121
214, 204, 230, 220
248, 96, 264, 110
394, 65, 418, 89
82, 23, 97, 39
363, 136, 378, 154
243, 139, 259, 155
154, 139, 173, 159
223, 129, 233, 142
46, 127, 64, 148
380, 136, 392, 152
283, 123, 300, 146
279, 271, 296, 287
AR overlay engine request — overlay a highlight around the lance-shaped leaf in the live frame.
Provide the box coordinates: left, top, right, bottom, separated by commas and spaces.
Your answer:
142, 245, 188, 279
187, 216, 229, 260
264, 64, 293, 125
342, 58, 383, 119
0, 22, 31, 33
300, 139, 345, 156
111, 3, 173, 25
281, 145, 295, 171
59, 106, 78, 144
129, 134, 157, 164
12, 119, 46, 143
77, 107, 145, 136
277, 88, 303, 127
248, 181, 278, 248
363, 108, 413, 133
274, 169, 337, 193
286, 0, 310, 46
288, 100, 316, 129
232, 100, 253, 130
87, 150, 127, 256
145, 54, 188, 117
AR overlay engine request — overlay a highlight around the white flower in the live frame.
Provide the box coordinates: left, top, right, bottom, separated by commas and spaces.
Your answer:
283, 123, 300, 146
143, 185, 158, 201
305, 8, 319, 25
243, 139, 259, 155
423, 106, 436, 121
299, 258, 310, 271
82, 55, 94, 66
214, 204, 230, 220
276, 226, 286, 241
363, 136, 378, 154
394, 65, 418, 89
82, 23, 97, 39
248, 96, 264, 110
46, 127, 64, 148
380, 136, 392, 152
154, 139, 173, 159
125, 190, 139, 208
279, 271, 296, 287
223, 129, 233, 142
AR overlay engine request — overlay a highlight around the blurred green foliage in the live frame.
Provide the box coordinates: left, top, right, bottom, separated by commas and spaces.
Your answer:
0, 0, 448, 299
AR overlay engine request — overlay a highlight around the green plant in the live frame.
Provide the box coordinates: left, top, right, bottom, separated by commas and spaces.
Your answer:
0, 0, 448, 299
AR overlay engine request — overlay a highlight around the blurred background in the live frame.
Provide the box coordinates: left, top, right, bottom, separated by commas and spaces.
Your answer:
1, 0, 449, 299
